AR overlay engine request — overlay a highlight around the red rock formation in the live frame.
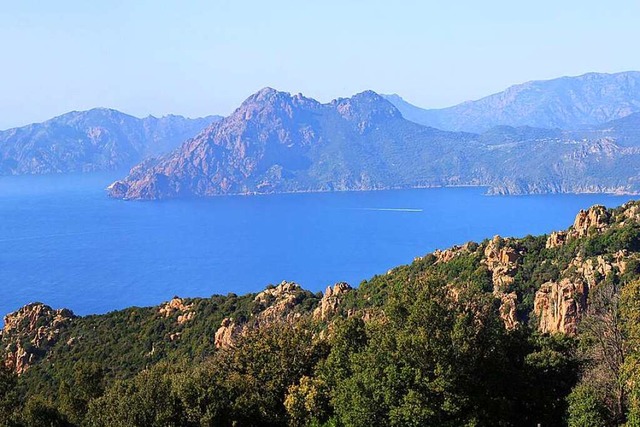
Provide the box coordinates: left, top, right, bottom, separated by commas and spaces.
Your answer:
534, 279, 587, 335
1, 303, 75, 374
313, 283, 352, 321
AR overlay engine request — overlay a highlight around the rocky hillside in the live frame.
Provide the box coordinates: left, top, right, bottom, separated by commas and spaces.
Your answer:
384, 71, 640, 132
4, 200, 640, 425
3, 200, 640, 425
0, 108, 220, 175
109, 87, 640, 199
3, 201, 639, 372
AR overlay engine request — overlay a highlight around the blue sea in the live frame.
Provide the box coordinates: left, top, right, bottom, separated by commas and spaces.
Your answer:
0, 173, 636, 319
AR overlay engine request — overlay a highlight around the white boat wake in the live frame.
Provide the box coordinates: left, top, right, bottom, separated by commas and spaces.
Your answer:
353, 208, 423, 212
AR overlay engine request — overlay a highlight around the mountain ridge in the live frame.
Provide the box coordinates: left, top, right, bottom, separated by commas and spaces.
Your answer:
0, 109, 222, 175
384, 71, 640, 132
108, 86, 640, 200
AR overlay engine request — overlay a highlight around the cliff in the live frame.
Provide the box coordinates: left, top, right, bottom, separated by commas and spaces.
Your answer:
4, 200, 640, 426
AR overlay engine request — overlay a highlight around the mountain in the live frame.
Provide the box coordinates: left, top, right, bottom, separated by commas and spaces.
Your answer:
109, 87, 640, 199
384, 71, 640, 132
108, 88, 482, 199
4, 201, 640, 425
0, 109, 221, 175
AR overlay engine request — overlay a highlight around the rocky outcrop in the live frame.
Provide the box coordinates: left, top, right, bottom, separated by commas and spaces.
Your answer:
483, 236, 522, 329
499, 293, 519, 331
483, 236, 523, 329
534, 279, 587, 335
533, 251, 629, 335
214, 318, 242, 349
433, 242, 476, 264
158, 297, 195, 324
546, 205, 613, 248
1, 303, 75, 374
253, 281, 307, 324
546, 231, 568, 249
572, 205, 610, 238
313, 283, 352, 321
214, 281, 318, 349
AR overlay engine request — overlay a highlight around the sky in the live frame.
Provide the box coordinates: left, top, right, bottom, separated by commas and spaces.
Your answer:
1, 0, 639, 129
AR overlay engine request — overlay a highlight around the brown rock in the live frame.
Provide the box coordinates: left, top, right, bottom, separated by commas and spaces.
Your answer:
158, 297, 195, 324
1, 303, 75, 374
534, 279, 587, 335
214, 318, 241, 349
572, 205, 610, 238
546, 231, 568, 248
500, 293, 519, 331
482, 236, 523, 329
313, 282, 352, 321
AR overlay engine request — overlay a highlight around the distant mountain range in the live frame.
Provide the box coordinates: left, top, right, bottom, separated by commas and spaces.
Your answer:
108, 86, 640, 200
0, 109, 221, 175
4, 71, 640, 196
383, 71, 640, 132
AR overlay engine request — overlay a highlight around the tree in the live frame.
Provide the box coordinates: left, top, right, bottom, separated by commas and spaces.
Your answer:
0, 365, 20, 427
85, 365, 185, 427
570, 276, 627, 425
58, 362, 106, 425
329, 278, 526, 426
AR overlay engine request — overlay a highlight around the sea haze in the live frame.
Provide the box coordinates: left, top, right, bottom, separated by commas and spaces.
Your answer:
0, 173, 635, 318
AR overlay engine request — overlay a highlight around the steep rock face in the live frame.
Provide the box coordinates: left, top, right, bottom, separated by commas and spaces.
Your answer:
313, 282, 353, 321
1, 303, 75, 374
546, 205, 612, 248
483, 236, 521, 292
534, 279, 587, 335
0, 109, 219, 175
534, 204, 638, 334
482, 236, 522, 329
214, 318, 242, 349
546, 231, 568, 249
572, 205, 611, 238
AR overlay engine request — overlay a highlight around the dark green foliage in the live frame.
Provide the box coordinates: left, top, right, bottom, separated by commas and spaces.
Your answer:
0, 365, 20, 427
326, 279, 578, 427
583, 224, 640, 257
567, 384, 609, 427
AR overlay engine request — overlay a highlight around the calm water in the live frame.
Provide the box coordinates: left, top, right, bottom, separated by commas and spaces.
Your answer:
0, 173, 636, 318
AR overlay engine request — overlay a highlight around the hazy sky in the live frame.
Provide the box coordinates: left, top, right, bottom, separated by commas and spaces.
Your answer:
1, 0, 639, 129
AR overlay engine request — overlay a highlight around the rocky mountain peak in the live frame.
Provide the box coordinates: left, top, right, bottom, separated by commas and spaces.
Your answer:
313, 282, 353, 321
1, 303, 76, 374
331, 90, 402, 135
